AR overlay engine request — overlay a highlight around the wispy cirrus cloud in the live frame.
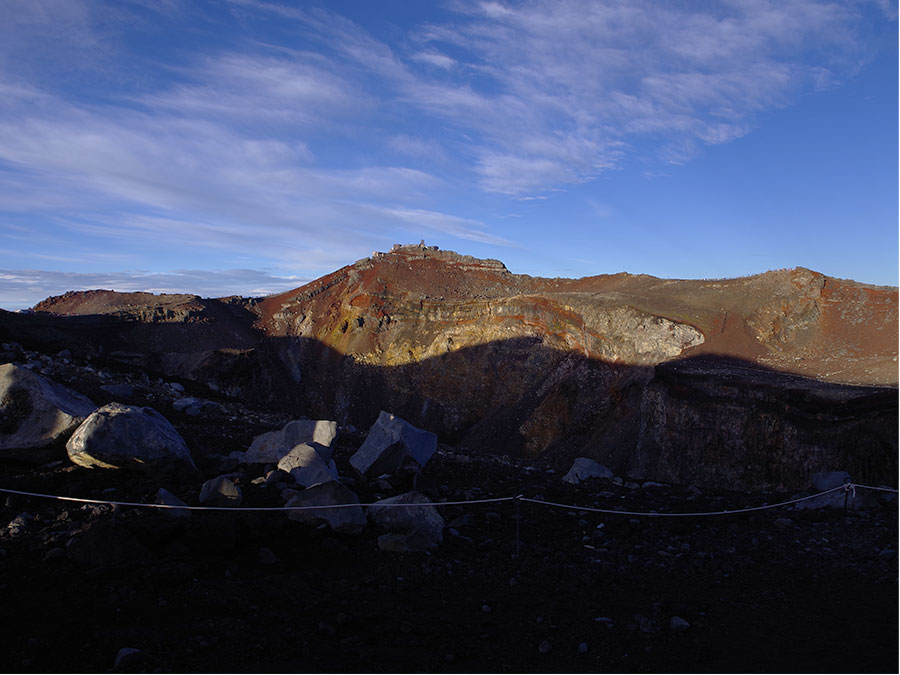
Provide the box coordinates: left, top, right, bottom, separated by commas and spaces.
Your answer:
226, 0, 883, 198
0, 0, 893, 303
390, 0, 874, 193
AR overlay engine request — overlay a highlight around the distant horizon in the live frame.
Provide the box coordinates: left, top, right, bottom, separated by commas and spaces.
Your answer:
1, 1, 896, 311
5, 244, 898, 313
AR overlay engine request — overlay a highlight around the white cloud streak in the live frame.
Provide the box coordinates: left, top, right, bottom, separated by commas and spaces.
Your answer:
0, 0, 891, 294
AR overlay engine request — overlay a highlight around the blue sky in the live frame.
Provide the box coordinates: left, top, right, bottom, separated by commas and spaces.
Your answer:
0, 0, 896, 310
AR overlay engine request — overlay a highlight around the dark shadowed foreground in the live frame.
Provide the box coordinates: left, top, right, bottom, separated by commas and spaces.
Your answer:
0, 413, 896, 674
0, 248, 896, 672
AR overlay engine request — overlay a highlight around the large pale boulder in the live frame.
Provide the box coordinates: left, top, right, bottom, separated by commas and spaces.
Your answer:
276, 443, 339, 488
66, 403, 196, 473
562, 458, 615, 484
286, 481, 366, 535
349, 411, 437, 478
0, 363, 96, 462
244, 419, 338, 464
367, 491, 444, 551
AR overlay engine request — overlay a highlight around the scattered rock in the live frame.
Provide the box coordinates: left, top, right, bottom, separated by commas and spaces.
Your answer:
276, 443, 339, 488
670, 616, 690, 632
349, 411, 437, 478
774, 518, 793, 530
172, 396, 220, 416
66, 403, 196, 474
199, 476, 243, 507
257, 547, 279, 565
562, 458, 615, 484
0, 363, 96, 462
244, 419, 338, 464
6, 512, 34, 537
101, 383, 134, 399
42, 547, 66, 562
67, 521, 151, 567
113, 647, 143, 672
286, 481, 366, 535
412, 471, 440, 499
156, 488, 191, 519
377, 532, 417, 552
638, 616, 656, 633
367, 491, 444, 551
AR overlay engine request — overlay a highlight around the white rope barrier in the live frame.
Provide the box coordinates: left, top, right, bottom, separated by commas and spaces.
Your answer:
0, 486, 513, 511
520, 485, 850, 517
848, 483, 899, 494
0, 483, 894, 516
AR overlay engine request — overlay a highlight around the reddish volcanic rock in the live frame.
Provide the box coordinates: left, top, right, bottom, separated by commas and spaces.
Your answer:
2, 244, 896, 490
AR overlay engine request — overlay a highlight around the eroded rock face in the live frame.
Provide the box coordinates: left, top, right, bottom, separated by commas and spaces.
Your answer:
0, 363, 96, 462
3, 247, 897, 491
66, 403, 196, 474
629, 357, 898, 491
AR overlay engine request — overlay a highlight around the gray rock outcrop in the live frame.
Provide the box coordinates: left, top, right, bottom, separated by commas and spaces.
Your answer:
285, 481, 366, 535
350, 411, 437, 478
66, 403, 196, 473
367, 491, 444, 551
199, 475, 243, 507
276, 443, 339, 488
244, 419, 338, 464
562, 458, 615, 484
0, 363, 96, 462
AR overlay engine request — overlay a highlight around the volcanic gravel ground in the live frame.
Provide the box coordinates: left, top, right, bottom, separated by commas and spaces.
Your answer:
0, 428, 896, 674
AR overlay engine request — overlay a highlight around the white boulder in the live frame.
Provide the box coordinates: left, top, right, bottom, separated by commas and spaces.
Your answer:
244, 419, 338, 464
562, 458, 615, 484
0, 363, 96, 462
276, 443, 339, 488
66, 403, 196, 473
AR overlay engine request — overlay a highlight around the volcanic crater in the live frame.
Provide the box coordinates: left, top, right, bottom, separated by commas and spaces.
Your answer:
0, 244, 896, 673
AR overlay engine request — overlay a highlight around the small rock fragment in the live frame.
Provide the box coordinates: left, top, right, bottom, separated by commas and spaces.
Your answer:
257, 547, 279, 565
113, 647, 143, 671
670, 616, 690, 632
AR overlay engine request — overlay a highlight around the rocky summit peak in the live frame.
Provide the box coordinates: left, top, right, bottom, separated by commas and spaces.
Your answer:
1, 251, 896, 493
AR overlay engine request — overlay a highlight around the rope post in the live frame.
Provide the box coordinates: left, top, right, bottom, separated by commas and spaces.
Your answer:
843, 476, 853, 511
